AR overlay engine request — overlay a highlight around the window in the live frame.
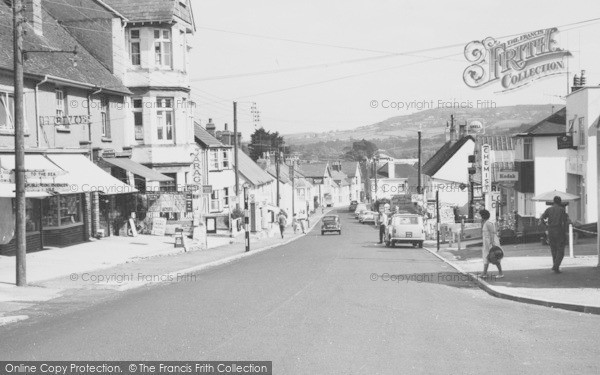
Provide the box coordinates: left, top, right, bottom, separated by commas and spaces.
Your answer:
156, 98, 173, 141
0, 91, 14, 131
42, 195, 82, 227
223, 187, 230, 207
210, 149, 219, 170
154, 29, 172, 68
55, 89, 64, 118
523, 137, 533, 160
129, 29, 141, 66
517, 192, 535, 217
222, 149, 230, 169
159, 173, 177, 192
101, 98, 110, 138
578, 117, 586, 147
133, 98, 144, 141
210, 190, 221, 211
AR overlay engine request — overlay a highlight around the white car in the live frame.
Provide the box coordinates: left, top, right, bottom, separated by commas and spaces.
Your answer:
359, 211, 377, 224
354, 203, 368, 218
384, 214, 425, 248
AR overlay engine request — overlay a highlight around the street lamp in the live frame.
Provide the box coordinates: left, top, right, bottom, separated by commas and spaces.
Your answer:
243, 182, 250, 252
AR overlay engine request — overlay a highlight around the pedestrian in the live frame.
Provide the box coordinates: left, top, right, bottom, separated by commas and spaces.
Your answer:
292, 214, 299, 234
277, 210, 287, 239
540, 196, 570, 273
298, 210, 307, 234
378, 210, 388, 244
480, 209, 503, 278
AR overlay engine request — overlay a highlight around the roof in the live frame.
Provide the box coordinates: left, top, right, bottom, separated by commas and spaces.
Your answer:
265, 164, 291, 184
377, 163, 419, 186
235, 151, 274, 187
299, 162, 329, 178
0, 2, 130, 94
194, 122, 227, 148
330, 161, 360, 178
477, 135, 515, 150
422, 136, 475, 177
104, 0, 194, 26
331, 170, 351, 187
516, 107, 566, 137
101, 157, 173, 182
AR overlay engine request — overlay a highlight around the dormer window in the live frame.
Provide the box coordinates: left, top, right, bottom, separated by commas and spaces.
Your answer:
154, 29, 172, 69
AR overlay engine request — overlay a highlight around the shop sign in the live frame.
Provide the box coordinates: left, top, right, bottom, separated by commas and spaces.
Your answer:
39, 115, 92, 126
151, 217, 167, 236
25, 182, 70, 193
190, 151, 203, 187
23, 169, 66, 178
101, 149, 116, 159
557, 135, 573, 150
467, 119, 485, 135
463, 27, 571, 91
311, 177, 324, 185
481, 144, 491, 193
185, 193, 193, 213
496, 171, 518, 181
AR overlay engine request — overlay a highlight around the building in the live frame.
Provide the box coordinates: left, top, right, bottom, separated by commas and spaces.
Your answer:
0, 0, 143, 251
372, 162, 419, 200
332, 161, 363, 203
422, 123, 475, 214
299, 162, 336, 208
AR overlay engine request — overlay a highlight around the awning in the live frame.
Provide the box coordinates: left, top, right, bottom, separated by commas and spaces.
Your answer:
101, 157, 173, 182
532, 190, 579, 202
0, 154, 63, 198
47, 154, 136, 195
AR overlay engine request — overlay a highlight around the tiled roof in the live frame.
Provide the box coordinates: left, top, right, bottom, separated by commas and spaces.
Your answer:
422, 136, 475, 177
477, 135, 515, 151
104, 0, 193, 25
234, 151, 274, 187
265, 164, 291, 184
517, 107, 566, 137
299, 162, 329, 178
378, 163, 419, 186
0, 3, 129, 94
194, 122, 226, 148
333, 161, 360, 178
331, 170, 348, 182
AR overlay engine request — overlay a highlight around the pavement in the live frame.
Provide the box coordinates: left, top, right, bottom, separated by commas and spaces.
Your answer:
0, 208, 333, 323
427, 236, 600, 314
1, 209, 599, 374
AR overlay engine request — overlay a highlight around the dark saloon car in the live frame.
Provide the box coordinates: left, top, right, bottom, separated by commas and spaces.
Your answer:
321, 215, 341, 235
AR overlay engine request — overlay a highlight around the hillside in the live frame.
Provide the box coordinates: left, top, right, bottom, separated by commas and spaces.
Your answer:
285, 104, 559, 160
285, 104, 557, 145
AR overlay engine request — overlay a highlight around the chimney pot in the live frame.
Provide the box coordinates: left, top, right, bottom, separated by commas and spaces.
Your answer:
24, 0, 43, 36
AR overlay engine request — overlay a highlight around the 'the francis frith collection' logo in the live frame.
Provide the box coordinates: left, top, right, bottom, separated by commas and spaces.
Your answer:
463, 28, 571, 91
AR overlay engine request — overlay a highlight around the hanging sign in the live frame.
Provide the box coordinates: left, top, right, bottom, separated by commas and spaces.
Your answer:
481, 144, 492, 193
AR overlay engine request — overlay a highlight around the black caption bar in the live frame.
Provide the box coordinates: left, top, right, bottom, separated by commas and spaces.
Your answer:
0, 362, 272, 375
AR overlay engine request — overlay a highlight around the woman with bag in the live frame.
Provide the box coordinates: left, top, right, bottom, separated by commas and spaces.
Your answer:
480, 209, 504, 278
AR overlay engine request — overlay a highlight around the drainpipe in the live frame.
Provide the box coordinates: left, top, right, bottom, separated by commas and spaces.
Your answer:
34, 75, 49, 147
88, 87, 102, 161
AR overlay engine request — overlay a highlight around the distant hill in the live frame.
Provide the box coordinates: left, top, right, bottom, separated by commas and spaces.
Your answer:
285, 104, 559, 160
285, 104, 557, 145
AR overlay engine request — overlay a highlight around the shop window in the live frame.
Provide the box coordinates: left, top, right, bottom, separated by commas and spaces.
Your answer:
159, 173, 177, 192
156, 98, 173, 142
0, 91, 14, 132
42, 195, 82, 227
129, 29, 141, 66
133, 98, 144, 141
154, 29, 172, 68
26, 200, 40, 232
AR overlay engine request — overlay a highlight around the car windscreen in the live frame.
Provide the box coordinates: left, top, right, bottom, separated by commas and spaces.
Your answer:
392, 216, 419, 225
323, 217, 338, 222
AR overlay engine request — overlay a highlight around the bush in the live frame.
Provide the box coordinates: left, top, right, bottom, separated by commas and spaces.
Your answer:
231, 207, 245, 220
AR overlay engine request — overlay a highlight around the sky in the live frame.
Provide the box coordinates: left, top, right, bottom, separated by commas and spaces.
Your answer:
190, 0, 600, 135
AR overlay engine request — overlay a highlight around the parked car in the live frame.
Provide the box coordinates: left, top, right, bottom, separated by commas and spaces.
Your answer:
324, 193, 334, 207
359, 211, 377, 224
384, 214, 425, 248
354, 203, 368, 218
349, 201, 359, 212
321, 215, 341, 235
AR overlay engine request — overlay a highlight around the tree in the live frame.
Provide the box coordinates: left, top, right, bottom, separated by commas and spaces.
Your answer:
342, 139, 378, 162
249, 127, 286, 161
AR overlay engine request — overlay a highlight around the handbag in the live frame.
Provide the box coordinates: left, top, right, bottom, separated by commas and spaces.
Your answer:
487, 245, 504, 265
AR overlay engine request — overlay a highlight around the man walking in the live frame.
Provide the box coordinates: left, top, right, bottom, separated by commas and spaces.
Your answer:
540, 196, 570, 273
378, 210, 388, 244
277, 210, 287, 239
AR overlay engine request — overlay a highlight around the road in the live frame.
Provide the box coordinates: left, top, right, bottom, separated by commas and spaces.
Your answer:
1, 209, 599, 374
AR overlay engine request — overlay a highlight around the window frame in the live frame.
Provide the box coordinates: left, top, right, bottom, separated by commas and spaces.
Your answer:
0, 91, 14, 132
133, 98, 144, 141
155, 97, 174, 142
100, 97, 110, 138
129, 28, 141, 66
578, 117, 586, 147
154, 29, 172, 69
523, 137, 533, 160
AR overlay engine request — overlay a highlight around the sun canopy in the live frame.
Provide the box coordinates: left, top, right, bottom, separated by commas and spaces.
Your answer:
531, 190, 580, 202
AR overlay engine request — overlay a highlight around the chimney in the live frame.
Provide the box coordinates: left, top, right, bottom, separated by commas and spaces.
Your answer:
572, 70, 587, 93
387, 161, 394, 178
580, 70, 587, 86
206, 118, 216, 136
221, 123, 232, 145
459, 123, 467, 139
24, 0, 43, 36
449, 115, 457, 143
445, 121, 451, 142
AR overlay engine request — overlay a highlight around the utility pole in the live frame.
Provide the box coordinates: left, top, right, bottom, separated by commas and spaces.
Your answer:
13, 0, 26, 286
417, 129, 422, 194
233, 101, 239, 207
436, 190, 440, 252
244, 184, 249, 252
275, 150, 280, 207
373, 158, 378, 203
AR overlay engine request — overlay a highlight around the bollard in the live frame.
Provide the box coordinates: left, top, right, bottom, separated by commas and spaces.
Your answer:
569, 224, 574, 258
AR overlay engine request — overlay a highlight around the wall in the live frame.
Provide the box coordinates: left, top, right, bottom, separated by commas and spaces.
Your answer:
532, 136, 569, 217
434, 139, 475, 184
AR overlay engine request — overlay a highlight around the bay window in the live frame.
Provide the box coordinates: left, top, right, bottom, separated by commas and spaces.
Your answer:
156, 97, 173, 142
133, 98, 144, 141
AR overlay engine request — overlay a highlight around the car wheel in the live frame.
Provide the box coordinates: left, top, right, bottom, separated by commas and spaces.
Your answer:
338, 230, 342, 235
385, 236, 391, 247
321, 231, 324, 235
418, 241, 423, 248
390, 240, 395, 247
